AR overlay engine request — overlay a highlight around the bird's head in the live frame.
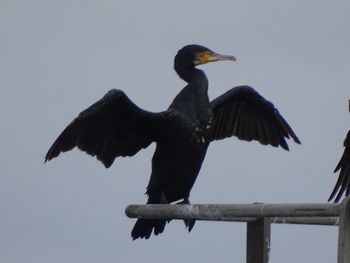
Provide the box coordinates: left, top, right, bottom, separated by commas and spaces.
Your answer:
174, 44, 235, 68
174, 44, 235, 81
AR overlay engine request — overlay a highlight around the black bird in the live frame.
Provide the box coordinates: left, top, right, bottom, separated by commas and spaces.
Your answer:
329, 102, 350, 202
45, 44, 301, 239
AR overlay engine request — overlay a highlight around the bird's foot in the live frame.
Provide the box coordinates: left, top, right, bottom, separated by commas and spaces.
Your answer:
176, 198, 196, 232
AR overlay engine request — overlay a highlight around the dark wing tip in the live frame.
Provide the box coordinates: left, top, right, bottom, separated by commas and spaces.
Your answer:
334, 161, 343, 173
329, 164, 350, 203
44, 144, 60, 163
44, 156, 50, 164
273, 110, 301, 144
328, 181, 341, 202
329, 135, 350, 202
44, 119, 81, 163
279, 139, 290, 151
291, 132, 302, 145
333, 188, 346, 203
44, 156, 51, 163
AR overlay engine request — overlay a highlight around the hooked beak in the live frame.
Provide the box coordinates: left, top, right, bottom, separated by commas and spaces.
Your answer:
209, 52, 236, 62
194, 51, 236, 65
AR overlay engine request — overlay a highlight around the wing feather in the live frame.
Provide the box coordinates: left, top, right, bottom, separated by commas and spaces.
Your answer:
329, 131, 350, 202
45, 89, 164, 168
210, 86, 301, 149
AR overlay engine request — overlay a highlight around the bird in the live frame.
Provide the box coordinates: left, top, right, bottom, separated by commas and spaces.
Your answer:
328, 101, 350, 202
45, 44, 301, 240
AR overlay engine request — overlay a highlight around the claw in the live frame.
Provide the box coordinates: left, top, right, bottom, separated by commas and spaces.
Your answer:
176, 197, 196, 231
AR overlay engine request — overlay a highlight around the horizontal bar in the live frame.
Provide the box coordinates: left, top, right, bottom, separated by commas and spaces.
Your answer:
270, 216, 339, 226
125, 203, 341, 223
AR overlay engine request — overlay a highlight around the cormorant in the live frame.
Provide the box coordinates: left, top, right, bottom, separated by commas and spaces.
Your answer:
329, 101, 350, 202
45, 44, 301, 239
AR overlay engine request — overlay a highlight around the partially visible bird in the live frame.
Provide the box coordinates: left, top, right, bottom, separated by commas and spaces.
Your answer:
45, 44, 301, 239
329, 100, 350, 202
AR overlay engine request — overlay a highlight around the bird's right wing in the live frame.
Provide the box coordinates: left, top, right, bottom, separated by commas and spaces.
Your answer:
45, 89, 165, 168
210, 86, 301, 150
329, 130, 350, 202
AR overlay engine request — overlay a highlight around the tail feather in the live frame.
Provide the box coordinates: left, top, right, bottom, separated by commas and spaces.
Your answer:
131, 219, 166, 240
185, 218, 196, 232
131, 191, 196, 239
131, 190, 167, 240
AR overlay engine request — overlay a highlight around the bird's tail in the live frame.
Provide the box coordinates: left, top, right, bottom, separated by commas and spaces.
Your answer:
131, 218, 167, 240
131, 192, 197, 239
131, 191, 167, 240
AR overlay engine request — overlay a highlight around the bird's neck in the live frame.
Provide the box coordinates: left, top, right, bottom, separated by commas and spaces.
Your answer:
177, 66, 208, 91
169, 67, 210, 117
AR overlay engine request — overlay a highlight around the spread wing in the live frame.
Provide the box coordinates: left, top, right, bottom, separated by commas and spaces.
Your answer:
210, 86, 301, 150
45, 89, 164, 168
328, 130, 350, 202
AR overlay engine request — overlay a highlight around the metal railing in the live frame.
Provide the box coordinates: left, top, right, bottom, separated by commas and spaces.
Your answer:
126, 198, 350, 263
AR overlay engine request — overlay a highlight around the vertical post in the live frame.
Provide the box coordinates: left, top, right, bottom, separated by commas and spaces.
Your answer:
246, 218, 271, 263
338, 198, 350, 263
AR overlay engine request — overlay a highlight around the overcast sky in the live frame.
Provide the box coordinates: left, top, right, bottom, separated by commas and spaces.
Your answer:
1, 0, 350, 262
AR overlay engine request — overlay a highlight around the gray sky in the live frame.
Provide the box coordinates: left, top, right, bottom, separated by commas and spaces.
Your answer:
1, 0, 349, 262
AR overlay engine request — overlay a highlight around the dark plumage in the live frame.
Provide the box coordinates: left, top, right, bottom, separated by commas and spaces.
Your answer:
329, 130, 350, 202
45, 44, 301, 239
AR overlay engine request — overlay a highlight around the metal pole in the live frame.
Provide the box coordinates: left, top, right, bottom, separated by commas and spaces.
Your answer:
125, 202, 344, 262
125, 203, 340, 221
338, 198, 350, 263
247, 218, 271, 263
271, 216, 339, 226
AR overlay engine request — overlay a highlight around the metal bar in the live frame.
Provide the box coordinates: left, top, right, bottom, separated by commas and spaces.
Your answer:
338, 198, 350, 263
246, 218, 271, 263
270, 216, 339, 226
125, 203, 341, 221
125, 200, 348, 262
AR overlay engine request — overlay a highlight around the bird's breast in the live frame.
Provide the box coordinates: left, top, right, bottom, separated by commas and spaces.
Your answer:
190, 116, 212, 149
163, 108, 212, 150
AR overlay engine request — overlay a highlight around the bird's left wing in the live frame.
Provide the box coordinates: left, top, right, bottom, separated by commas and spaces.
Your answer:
45, 89, 165, 168
328, 130, 350, 202
210, 86, 301, 150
